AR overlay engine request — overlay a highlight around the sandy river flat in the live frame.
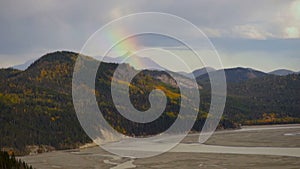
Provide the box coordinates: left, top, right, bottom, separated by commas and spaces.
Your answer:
19, 124, 300, 169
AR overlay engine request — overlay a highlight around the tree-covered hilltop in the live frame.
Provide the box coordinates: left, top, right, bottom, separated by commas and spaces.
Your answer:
0, 51, 299, 155
225, 74, 300, 125
197, 69, 300, 125
0, 52, 91, 155
0, 151, 33, 169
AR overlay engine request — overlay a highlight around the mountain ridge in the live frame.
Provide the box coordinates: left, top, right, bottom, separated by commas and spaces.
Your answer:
269, 69, 298, 76
11, 53, 299, 80
197, 67, 268, 84
1, 51, 299, 155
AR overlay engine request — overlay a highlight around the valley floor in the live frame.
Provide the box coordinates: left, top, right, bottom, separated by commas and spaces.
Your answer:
19, 124, 300, 169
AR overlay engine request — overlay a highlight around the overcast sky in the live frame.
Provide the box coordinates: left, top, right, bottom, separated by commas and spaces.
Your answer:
0, 0, 300, 72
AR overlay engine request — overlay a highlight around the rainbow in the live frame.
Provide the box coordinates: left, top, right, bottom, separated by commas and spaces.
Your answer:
104, 29, 152, 70
106, 29, 139, 57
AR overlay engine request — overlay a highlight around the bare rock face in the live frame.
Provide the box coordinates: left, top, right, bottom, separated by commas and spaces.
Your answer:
155, 74, 178, 87
154, 72, 202, 89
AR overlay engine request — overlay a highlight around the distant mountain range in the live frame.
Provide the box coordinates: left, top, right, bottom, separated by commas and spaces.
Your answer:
12, 59, 36, 70
197, 67, 268, 84
269, 69, 298, 76
102, 52, 165, 71
177, 67, 216, 78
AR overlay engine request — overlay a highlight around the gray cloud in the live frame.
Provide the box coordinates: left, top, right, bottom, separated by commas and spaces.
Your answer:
0, 0, 299, 70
